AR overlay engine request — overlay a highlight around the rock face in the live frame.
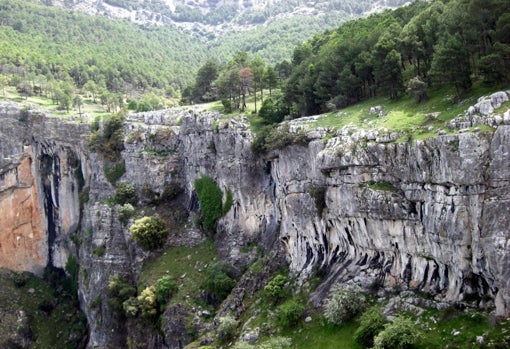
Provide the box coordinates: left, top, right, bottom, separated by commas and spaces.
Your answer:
1, 94, 510, 348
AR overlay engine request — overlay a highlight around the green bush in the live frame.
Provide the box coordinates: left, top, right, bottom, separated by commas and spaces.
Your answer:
277, 299, 305, 328
137, 285, 158, 319
264, 274, 288, 304
103, 160, 126, 185
118, 203, 135, 225
258, 97, 287, 124
129, 216, 169, 251
155, 275, 177, 307
89, 112, 125, 161
122, 296, 139, 317
194, 175, 231, 230
251, 125, 308, 155
323, 284, 366, 326
107, 275, 137, 316
373, 315, 422, 349
203, 262, 236, 302
114, 182, 138, 205
354, 306, 387, 348
217, 315, 238, 342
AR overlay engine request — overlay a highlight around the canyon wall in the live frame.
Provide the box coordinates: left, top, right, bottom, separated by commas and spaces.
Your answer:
0, 94, 509, 347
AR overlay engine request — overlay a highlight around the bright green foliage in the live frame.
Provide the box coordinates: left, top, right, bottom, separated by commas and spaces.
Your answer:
114, 182, 138, 205
259, 337, 292, 349
277, 299, 305, 328
353, 306, 386, 348
202, 262, 236, 302
137, 285, 158, 319
217, 315, 238, 342
323, 284, 366, 326
155, 276, 177, 308
107, 275, 137, 316
129, 216, 169, 251
373, 315, 422, 349
194, 175, 232, 230
263, 274, 289, 304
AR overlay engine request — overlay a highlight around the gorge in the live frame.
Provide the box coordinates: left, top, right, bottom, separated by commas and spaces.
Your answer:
0, 91, 509, 348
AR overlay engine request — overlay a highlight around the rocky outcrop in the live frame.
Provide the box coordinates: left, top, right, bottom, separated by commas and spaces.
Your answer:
1, 93, 510, 348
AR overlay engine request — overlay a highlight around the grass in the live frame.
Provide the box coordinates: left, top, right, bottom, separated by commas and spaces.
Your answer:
138, 239, 218, 305
308, 83, 507, 138
1, 86, 111, 121
0, 268, 86, 349
281, 320, 363, 349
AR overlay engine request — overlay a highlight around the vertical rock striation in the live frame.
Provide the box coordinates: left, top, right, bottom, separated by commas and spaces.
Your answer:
1, 94, 509, 348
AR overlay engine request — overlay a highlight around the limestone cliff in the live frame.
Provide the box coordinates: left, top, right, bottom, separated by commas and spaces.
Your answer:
0, 91, 509, 348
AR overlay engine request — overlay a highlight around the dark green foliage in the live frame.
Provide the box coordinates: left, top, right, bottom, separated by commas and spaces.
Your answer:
0, 0, 206, 97
92, 245, 106, 257
217, 316, 238, 343
263, 274, 289, 304
129, 216, 169, 251
258, 97, 287, 124
64, 255, 79, 302
203, 262, 236, 302
277, 299, 305, 328
155, 276, 177, 308
309, 185, 327, 216
194, 175, 231, 230
107, 275, 137, 316
281, 0, 510, 116
251, 125, 308, 155
160, 182, 184, 202
354, 306, 387, 348
103, 160, 126, 185
114, 182, 138, 205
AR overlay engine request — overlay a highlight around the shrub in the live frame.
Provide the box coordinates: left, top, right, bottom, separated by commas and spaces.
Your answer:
277, 299, 305, 328
251, 124, 308, 155
258, 97, 287, 124
118, 203, 135, 225
114, 182, 138, 205
129, 216, 169, 250
107, 275, 137, 316
89, 112, 125, 161
217, 315, 238, 342
155, 276, 177, 307
103, 160, 126, 185
264, 274, 288, 304
373, 315, 422, 349
354, 306, 387, 348
194, 175, 231, 230
323, 284, 366, 326
137, 285, 158, 319
203, 262, 236, 302
122, 296, 139, 317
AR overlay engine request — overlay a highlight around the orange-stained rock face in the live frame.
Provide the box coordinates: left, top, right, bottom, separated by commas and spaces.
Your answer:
0, 156, 47, 274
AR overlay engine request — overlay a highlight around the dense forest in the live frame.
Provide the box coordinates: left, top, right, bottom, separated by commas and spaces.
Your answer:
0, 0, 207, 108
186, 0, 510, 120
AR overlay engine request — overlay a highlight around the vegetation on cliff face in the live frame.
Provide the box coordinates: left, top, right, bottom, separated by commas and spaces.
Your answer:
0, 268, 87, 348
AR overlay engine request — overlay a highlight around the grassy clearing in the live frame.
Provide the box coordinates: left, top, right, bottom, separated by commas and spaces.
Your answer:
1, 86, 111, 121
138, 239, 218, 305
281, 320, 362, 349
308, 84, 507, 136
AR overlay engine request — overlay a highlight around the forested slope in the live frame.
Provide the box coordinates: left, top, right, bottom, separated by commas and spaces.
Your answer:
0, 0, 207, 97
